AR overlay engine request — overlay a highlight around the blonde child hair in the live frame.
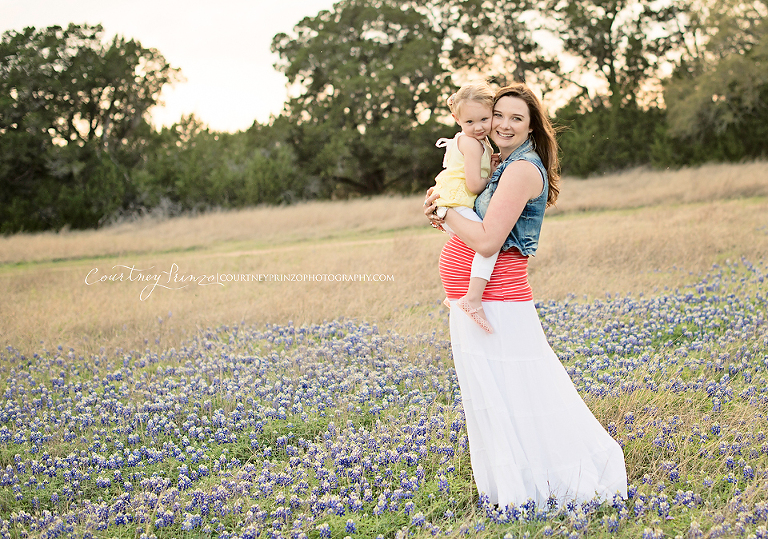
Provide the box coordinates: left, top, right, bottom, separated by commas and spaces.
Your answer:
447, 81, 495, 118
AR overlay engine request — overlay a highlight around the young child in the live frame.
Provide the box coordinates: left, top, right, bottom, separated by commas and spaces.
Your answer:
432, 81, 498, 334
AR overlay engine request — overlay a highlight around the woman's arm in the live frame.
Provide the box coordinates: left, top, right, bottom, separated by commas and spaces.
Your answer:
439, 160, 543, 257
457, 136, 488, 195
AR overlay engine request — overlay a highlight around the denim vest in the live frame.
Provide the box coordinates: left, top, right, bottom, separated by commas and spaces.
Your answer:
474, 138, 547, 256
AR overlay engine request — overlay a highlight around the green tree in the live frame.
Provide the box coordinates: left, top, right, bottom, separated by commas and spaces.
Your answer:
445, 0, 559, 91
547, 0, 688, 109
0, 23, 180, 232
137, 115, 308, 212
543, 0, 690, 175
271, 0, 456, 195
660, 0, 768, 162
556, 102, 665, 175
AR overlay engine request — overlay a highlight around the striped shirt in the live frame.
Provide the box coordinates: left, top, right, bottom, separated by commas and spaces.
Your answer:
439, 235, 533, 302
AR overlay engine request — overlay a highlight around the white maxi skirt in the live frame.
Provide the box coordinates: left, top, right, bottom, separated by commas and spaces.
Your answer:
448, 299, 628, 508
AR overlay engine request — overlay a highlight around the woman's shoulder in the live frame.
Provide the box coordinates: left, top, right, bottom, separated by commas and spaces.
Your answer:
497, 157, 546, 201
501, 147, 545, 179
498, 158, 541, 180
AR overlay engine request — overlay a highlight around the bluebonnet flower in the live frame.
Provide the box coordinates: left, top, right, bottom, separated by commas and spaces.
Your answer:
411, 511, 426, 526
437, 475, 450, 494
316, 523, 331, 538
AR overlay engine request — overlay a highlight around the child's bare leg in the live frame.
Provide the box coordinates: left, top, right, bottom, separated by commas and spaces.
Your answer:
458, 277, 493, 333
463, 277, 487, 309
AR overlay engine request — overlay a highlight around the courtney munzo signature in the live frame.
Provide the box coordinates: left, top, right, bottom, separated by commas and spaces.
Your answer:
84, 263, 224, 300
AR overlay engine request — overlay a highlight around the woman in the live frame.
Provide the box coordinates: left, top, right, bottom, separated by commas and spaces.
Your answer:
424, 83, 627, 509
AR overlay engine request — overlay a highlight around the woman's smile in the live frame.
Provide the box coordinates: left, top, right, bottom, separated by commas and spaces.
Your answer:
491, 95, 532, 156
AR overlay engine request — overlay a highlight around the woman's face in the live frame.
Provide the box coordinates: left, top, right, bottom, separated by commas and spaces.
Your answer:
491, 96, 533, 156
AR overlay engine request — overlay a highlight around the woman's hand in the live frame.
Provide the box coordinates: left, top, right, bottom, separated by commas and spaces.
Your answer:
423, 188, 445, 230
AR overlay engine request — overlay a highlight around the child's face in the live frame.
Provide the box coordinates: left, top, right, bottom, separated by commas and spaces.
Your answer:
453, 101, 492, 141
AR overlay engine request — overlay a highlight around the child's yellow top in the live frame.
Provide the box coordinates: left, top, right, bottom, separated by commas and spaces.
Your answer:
433, 132, 492, 208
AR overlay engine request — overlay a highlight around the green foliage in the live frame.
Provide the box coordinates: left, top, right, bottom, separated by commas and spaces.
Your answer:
271, 0, 455, 196
137, 115, 310, 213
661, 0, 768, 163
0, 139, 127, 232
442, 0, 558, 86
0, 23, 180, 232
547, 0, 690, 108
555, 103, 665, 176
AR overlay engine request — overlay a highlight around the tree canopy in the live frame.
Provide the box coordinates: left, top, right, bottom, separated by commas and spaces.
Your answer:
271, 0, 456, 195
0, 23, 180, 231
1, 1, 766, 232
661, 0, 768, 161
547, 0, 689, 109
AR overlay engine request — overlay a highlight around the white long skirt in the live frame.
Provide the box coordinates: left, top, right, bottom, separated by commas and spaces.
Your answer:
448, 299, 628, 509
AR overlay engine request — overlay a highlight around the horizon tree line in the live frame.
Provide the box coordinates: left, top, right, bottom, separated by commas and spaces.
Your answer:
1, 0, 766, 232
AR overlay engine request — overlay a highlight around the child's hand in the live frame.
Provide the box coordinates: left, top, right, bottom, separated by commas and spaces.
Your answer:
490, 153, 501, 173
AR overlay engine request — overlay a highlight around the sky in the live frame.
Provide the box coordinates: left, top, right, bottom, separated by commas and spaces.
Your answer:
1, 0, 339, 132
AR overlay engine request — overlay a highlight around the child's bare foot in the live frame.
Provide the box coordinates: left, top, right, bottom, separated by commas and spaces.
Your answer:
457, 296, 494, 334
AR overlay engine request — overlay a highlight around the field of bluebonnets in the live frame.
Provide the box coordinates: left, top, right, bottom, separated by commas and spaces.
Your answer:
0, 256, 767, 539
1, 163, 768, 539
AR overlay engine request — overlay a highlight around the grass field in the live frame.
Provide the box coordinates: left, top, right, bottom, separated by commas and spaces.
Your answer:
0, 161, 767, 538
2, 160, 767, 357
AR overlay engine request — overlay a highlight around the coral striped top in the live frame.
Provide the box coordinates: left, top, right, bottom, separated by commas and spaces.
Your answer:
439, 235, 533, 302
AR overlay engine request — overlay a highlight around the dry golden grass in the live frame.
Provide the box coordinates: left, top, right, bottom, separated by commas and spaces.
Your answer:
548, 160, 768, 214
531, 197, 768, 299
0, 231, 445, 357
0, 196, 426, 265
1, 161, 766, 356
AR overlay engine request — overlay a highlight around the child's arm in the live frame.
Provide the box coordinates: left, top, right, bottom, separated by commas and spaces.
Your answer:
457, 136, 489, 195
